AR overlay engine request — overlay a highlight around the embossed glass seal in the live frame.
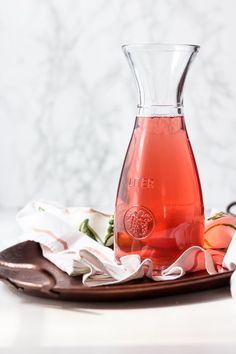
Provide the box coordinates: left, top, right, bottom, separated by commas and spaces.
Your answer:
124, 206, 155, 239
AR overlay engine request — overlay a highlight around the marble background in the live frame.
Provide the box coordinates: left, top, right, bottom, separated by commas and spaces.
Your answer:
0, 0, 236, 212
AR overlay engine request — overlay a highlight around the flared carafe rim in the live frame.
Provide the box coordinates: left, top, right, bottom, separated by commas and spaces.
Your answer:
122, 43, 200, 52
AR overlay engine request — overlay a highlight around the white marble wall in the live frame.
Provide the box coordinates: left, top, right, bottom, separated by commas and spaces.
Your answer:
0, 0, 236, 211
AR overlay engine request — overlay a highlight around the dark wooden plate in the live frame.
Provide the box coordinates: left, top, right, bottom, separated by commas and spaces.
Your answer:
0, 241, 232, 302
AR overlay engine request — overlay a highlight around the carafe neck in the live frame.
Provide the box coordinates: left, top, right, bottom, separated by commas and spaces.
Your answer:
137, 104, 184, 117
122, 43, 199, 117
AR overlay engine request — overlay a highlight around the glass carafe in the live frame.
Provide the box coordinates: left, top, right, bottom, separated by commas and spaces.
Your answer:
114, 43, 204, 271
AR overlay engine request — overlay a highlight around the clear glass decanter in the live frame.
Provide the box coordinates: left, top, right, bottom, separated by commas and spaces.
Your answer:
114, 43, 204, 270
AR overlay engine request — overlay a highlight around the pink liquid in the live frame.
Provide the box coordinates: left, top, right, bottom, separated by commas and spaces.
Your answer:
115, 116, 204, 270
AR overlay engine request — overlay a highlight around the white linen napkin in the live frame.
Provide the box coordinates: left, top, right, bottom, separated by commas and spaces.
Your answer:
16, 200, 236, 294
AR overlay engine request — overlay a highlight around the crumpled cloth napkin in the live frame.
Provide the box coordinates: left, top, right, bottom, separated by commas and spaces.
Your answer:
16, 200, 236, 295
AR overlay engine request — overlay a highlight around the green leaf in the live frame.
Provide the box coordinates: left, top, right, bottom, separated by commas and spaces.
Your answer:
79, 219, 102, 243
207, 212, 228, 221
38, 206, 45, 212
104, 216, 114, 248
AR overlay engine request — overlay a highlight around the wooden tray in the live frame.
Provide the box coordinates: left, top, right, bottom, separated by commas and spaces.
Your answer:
0, 241, 232, 302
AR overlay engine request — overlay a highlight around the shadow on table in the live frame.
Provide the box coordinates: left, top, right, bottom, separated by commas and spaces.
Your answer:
5, 284, 232, 312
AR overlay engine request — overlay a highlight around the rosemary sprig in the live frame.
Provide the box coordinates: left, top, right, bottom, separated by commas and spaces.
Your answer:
104, 216, 114, 248
79, 218, 103, 243
207, 212, 228, 221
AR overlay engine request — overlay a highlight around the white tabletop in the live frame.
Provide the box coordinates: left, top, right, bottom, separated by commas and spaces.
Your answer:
0, 212, 236, 354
